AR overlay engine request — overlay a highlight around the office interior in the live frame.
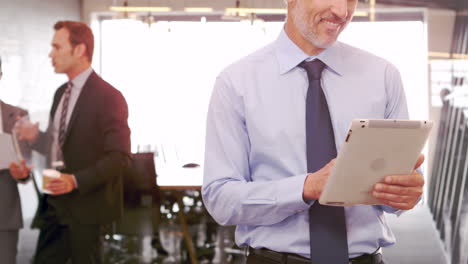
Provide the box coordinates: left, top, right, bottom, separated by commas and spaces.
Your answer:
0, 0, 467, 263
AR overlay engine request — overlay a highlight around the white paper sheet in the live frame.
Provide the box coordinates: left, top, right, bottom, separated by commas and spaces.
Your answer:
0, 133, 19, 170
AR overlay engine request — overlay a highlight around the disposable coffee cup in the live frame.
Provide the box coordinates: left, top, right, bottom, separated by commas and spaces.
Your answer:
42, 169, 60, 194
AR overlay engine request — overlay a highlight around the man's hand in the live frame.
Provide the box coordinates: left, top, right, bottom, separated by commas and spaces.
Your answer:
9, 160, 31, 180
372, 154, 425, 210
46, 173, 77, 195
303, 159, 336, 201
14, 119, 39, 144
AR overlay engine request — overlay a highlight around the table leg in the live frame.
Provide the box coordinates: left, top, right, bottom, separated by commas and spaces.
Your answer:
176, 194, 198, 264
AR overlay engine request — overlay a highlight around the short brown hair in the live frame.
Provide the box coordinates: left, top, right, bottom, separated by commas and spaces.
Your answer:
54, 21, 94, 62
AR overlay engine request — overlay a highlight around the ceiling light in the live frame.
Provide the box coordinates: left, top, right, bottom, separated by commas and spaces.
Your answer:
110, 6, 171, 12
369, 0, 376, 21
429, 52, 468, 60
224, 8, 287, 15
184, 7, 213, 13
354, 11, 369, 17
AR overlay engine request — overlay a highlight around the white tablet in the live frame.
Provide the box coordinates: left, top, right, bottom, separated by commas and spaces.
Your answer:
318, 119, 433, 206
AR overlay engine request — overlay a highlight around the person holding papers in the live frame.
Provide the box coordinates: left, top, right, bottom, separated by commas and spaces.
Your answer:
10, 21, 131, 264
0, 56, 31, 264
202, 0, 425, 263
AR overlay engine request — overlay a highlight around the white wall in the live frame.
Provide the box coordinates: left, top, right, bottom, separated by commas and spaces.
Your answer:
427, 9, 456, 55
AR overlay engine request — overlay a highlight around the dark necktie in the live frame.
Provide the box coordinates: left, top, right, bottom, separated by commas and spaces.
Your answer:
299, 60, 349, 264
57, 81, 72, 161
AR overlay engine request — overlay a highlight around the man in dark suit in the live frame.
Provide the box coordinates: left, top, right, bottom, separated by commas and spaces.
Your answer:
12, 21, 131, 264
0, 56, 31, 264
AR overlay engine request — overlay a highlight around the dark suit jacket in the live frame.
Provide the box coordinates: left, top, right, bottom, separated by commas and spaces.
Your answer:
33, 71, 131, 227
0, 101, 28, 230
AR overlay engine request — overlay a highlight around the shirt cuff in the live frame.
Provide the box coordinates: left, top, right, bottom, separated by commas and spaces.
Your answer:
71, 174, 78, 188
377, 205, 403, 215
276, 173, 313, 214
16, 173, 31, 184
378, 195, 422, 216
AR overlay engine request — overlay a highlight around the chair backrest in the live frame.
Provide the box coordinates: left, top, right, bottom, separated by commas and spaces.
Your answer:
110, 152, 160, 237
123, 152, 159, 208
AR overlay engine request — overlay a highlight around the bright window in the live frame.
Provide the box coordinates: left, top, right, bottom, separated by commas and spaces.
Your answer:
98, 19, 283, 168
97, 18, 428, 182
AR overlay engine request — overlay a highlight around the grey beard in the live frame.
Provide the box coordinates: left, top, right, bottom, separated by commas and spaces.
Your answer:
291, 2, 334, 50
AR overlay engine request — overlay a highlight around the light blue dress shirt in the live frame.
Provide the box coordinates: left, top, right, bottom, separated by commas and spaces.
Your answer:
202, 29, 409, 259
51, 67, 93, 167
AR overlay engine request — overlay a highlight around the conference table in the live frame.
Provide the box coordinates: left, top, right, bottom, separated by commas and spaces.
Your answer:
130, 157, 240, 264
157, 165, 203, 190
156, 164, 203, 264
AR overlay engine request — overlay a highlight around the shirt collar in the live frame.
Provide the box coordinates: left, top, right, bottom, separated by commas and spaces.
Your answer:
275, 28, 344, 76
69, 67, 93, 90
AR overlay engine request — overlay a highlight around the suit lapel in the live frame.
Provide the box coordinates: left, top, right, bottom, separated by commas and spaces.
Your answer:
50, 85, 67, 120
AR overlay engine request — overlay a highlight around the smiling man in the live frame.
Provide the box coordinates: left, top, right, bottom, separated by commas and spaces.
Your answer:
202, 0, 424, 264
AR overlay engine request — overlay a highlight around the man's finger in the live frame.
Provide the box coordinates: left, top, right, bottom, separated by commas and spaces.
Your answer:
49, 188, 65, 195
47, 178, 72, 195
48, 179, 63, 185
372, 191, 418, 203
47, 184, 65, 193
413, 154, 425, 170
9, 162, 19, 170
384, 172, 424, 187
374, 183, 423, 197
323, 158, 336, 170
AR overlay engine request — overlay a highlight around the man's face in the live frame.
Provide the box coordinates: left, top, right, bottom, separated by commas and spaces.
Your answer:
289, 0, 358, 49
48, 28, 78, 74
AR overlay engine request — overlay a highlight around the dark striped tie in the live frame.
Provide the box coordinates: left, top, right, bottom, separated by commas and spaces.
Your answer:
57, 81, 72, 162
299, 60, 349, 264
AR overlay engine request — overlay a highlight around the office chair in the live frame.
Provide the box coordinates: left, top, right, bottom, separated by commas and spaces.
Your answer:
104, 152, 160, 263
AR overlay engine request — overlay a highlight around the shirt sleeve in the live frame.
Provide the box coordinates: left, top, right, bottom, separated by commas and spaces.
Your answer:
380, 62, 422, 215
384, 62, 409, 120
202, 73, 310, 226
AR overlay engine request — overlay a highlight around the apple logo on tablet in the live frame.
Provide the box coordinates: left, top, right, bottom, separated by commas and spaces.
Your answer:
370, 158, 387, 171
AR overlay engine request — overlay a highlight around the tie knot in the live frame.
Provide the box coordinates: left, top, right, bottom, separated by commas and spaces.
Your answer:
64, 82, 73, 94
299, 59, 326, 80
